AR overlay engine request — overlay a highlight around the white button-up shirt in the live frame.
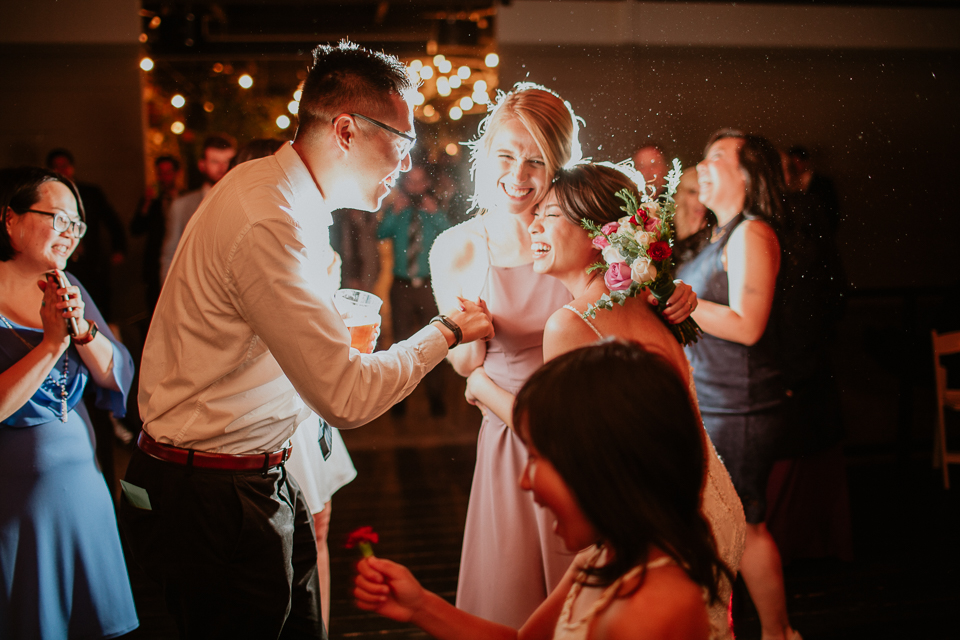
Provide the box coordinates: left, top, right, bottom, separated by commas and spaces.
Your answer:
139, 143, 448, 454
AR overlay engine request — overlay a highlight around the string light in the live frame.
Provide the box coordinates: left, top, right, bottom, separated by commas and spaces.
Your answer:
293, 89, 302, 101
409, 59, 423, 72
288, 100, 299, 114
171, 121, 185, 134
460, 96, 474, 111
171, 94, 185, 108
438, 59, 452, 74
436, 76, 451, 96
449, 106, 463, 121
238, 74, 253, 89
140, 57, 154, 71
474, 80, 488, 92
449, 76, 462, 89
484, 53, 499, 68
276, 115, 291, 129
458, 66, 471, 79
473, 90, 490, 105
432, 54, 445, 66
413, 92, 426, 106
419, 65, 433, 79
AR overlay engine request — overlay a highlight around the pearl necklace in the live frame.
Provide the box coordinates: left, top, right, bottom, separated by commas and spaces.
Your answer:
0, 314, 70, 422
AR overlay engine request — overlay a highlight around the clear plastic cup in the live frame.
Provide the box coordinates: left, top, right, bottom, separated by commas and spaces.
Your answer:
332, 289, 382, 354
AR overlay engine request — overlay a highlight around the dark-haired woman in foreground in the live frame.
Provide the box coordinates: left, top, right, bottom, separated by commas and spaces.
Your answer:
677, 130, 798, 640
0, 167, 137, 638
356, 340, 732, 640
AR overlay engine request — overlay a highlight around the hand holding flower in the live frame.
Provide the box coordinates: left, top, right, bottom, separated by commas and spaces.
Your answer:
353, 556, 425, 623
346, 526, 379, 558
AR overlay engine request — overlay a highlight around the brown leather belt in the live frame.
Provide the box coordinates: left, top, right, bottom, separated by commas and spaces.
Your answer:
137, 431, 291, 471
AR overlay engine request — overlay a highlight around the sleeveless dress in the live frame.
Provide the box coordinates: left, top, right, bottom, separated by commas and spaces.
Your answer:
560, 306, 744, 640
0, 275, 138, 639
676, 214, 785, 524
456, 261, 573, 629
553, 547, 712, 640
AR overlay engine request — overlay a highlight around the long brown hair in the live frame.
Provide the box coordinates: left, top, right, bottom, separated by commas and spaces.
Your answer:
705, 129, 786, 228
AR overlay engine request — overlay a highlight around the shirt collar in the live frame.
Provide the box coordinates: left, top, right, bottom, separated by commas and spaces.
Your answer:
275, 142, 333, 229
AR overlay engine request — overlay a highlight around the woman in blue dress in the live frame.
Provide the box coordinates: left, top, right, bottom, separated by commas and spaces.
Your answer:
0, 166, 138, 639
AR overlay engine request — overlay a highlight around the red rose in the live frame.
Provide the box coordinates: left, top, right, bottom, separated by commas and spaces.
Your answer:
648, 241, 672, 261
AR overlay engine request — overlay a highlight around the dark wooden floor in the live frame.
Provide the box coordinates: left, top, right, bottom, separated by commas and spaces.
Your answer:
115, 386, 960, 640
112, 291, 960, 639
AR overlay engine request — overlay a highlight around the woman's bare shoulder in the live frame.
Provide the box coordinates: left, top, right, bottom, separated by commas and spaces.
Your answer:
543, 305, 601, 362
430, 217, 486, 272
596, 565, 710, 640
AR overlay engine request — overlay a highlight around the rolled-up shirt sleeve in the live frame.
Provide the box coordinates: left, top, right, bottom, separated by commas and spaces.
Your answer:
228, 217, 448, 429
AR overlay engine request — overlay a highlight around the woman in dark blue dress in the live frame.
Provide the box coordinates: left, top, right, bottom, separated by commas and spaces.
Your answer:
0, 167, 138, 639
677, 132, 800, 640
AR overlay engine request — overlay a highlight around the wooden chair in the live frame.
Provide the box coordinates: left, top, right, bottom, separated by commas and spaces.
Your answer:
932, 329, 960, 488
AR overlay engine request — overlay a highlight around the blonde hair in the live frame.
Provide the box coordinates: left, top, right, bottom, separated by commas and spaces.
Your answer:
468, 83, 583, 213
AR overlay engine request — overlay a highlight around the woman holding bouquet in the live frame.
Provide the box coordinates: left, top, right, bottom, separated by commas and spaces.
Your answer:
430, 85, 696, 629
676, 130, 799, 640
464, 162, 744, 639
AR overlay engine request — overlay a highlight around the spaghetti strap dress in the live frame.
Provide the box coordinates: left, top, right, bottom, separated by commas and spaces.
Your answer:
0, 274, 138, 639
456, 260, 573, 629
559, 305, 745, 640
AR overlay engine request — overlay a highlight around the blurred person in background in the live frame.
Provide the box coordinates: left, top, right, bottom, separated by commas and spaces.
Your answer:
378, 162, 452, 417
159, 134, 236, 282
673, 166, 716, 267
632, 141, 669, 195
46, 148, 127, 322
131, 155, 181, 316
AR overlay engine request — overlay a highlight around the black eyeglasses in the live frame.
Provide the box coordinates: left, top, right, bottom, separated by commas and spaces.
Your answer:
336, 113, 416, 156
25, 209, 87, 238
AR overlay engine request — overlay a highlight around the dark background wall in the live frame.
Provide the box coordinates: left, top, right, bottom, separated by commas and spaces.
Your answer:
498, 2, 960, 291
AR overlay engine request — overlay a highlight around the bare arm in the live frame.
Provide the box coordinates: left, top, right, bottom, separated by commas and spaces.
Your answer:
691, 220, 780, 346
465, 367, 517, 429
429, 223, 488, 376
355, 555, 572, 640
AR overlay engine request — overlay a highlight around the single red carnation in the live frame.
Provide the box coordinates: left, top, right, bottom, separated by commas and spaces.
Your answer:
648, 241, 672, 261
346, 526, 379, 549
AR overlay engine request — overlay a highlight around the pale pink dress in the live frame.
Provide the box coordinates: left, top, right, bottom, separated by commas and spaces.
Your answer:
455, 261, 573, 629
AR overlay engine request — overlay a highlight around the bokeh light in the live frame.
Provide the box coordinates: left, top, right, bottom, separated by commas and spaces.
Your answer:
419, 65, 433, 79
140, 57, 154, 71
474, 80, 488, 92
170, 121, 185, 134
413, 91, 425, 106
436, 76, 451, 96
238, 74, 253, 89
484, 53, 499, 68
287, 100, 299, 114
445, 143, 459, 156
203, 101, 215, 113
449, 106, 463, 121
458, 66, 471, 79
460, 96, 475, 111
437, 59, 452, 74
171, 94, 185, 108
449, 76, 462, 89
276, 115, 291, 129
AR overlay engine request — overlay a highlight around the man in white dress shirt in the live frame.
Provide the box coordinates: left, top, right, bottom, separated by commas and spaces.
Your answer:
119, 42, 492, 640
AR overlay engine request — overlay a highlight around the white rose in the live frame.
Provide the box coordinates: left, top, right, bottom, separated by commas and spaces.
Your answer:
630, 257, 657, 283
602, 244, 626, 264
634, 231, 655, 247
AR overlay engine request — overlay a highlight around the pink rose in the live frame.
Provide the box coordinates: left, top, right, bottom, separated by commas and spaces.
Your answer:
592, 235, 610, 250
604, 262, 633, 291
601, 221, 620, 236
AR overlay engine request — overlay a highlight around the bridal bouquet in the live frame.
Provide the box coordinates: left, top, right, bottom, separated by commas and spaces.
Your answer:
581, 159, 703, 346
